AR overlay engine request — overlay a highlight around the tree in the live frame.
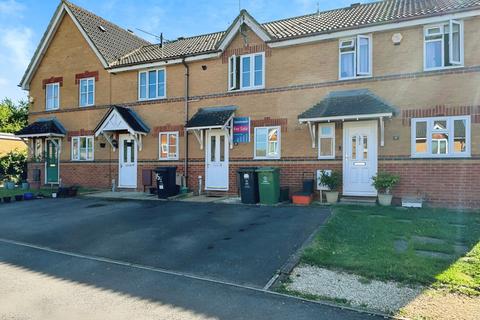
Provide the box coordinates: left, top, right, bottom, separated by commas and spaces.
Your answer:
0, 98, 29, 133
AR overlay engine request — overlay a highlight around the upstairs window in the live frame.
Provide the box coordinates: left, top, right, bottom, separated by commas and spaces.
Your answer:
254, 126, 280, 159
424, 20, 463, 70
71, 136, 94, 161
139, 69, 166, 100
46, 83, 60, 111
339, 35, 372, 79
228, 52, 264, 91
159, 132, 179, 160
79, 78, 95, 107
411, 116, 470, 158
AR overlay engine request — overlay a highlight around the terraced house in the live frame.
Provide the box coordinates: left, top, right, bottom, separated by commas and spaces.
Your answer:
17, 0, 480, 207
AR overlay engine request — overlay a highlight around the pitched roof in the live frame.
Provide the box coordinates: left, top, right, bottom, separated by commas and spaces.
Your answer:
111, 0, 480, 68
298, 89, 398, 120
63, 0, 150, 64
94, 106, 150, 134
15, 118, 67, 137
186, 106, 237, 129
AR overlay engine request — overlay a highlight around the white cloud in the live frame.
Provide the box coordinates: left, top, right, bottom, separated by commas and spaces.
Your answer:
1, 27, 34, 70
0, 0, 25, 16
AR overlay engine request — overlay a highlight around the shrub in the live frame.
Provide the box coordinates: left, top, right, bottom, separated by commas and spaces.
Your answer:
0, 150, 27, 183
372, 172, 400, 194
320, 170, 342, 191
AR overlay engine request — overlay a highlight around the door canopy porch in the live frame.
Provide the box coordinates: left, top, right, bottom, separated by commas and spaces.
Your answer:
94, 106, 150, 151
15, 118, 66, 139
185, 106, 237, 150
298, 89, 398, 148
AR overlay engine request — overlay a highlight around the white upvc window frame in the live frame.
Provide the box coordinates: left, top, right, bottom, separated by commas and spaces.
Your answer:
318, 123, 335, 159
158, 131, 179, 160
45, 82, 60, 111
411, 115, 471, 158
138, 68, 167, 101
229, 52, 265, 91
79, 77, 95, 107
71, 136, 94, 161
423, 20, 464, 71
338, 34, 372, 80
254, 126, 281, 160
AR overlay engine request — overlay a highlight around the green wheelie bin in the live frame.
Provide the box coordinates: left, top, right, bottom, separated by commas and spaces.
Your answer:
256, 167, 280, 204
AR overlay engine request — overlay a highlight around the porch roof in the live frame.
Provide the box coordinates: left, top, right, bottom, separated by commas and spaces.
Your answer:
94, 105, 150, 136
15, 118, 67, 138
185, 106, 237, 130
298, 89, 398, 123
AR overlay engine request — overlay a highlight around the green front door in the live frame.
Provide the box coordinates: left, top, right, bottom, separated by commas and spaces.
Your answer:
46, 139, 59, 184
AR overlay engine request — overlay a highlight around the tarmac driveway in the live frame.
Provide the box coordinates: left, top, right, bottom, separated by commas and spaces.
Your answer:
0, 198, 330, 288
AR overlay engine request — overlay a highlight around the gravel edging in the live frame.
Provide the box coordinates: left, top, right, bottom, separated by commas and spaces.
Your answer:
286, 264, 424, 314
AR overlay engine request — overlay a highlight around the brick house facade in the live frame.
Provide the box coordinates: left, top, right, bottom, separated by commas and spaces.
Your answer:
17, 0, 480, 207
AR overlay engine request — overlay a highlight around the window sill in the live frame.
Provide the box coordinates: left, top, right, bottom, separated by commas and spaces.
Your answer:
138, 96, 167, 102
158, 158, 179, 161
253, 157, 281, 161
411, 154, 471, 159
71, 160, 95, 162
228, 86, 265, 93
338, 75, 372, 81
79, 104, 95, 108
45, 108, 60, 112
318, 156, 336, 160
423, 65, 464, 72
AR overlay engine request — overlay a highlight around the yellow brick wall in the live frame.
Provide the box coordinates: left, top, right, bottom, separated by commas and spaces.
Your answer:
27, 14, 480, 163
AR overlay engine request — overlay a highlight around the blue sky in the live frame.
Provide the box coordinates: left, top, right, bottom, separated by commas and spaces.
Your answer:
0, 0, 362, 103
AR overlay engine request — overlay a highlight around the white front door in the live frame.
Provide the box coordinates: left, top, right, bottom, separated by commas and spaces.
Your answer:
205, 130, 229, 191
119, 134, 137, 188
343, 121, 378, 196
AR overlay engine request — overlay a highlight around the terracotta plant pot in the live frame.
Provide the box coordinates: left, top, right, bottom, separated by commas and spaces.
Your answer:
325, 191, 339, 204
378, 194, 393, 206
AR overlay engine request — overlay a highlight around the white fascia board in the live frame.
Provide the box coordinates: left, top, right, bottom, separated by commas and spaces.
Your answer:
0, 133, 22, 140
299, 113, 393, 123
217, 12, 272, 52
270, 9, 480, 48
20, 3, 108, 90
107, 52, 221, 73
15, 133, 65, 138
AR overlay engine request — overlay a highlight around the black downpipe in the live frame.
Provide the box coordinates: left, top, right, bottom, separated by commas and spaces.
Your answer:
182, 58, 190, 189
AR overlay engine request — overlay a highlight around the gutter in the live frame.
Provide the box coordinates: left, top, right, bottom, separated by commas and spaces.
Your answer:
182, 57, 190, 189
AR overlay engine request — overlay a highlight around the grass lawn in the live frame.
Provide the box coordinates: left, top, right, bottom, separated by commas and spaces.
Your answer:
302, 205, 480, 296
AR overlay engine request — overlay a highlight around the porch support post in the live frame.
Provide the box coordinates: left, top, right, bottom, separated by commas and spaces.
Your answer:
102, 133, 116, 152
307, 121, 316, 149
193, 130, 204, 150
380, 117, 385, 147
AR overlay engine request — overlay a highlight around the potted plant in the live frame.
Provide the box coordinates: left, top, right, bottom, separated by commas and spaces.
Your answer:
21, 180, 29, 190
320, 170, 342, 204
372, 172, 400, 206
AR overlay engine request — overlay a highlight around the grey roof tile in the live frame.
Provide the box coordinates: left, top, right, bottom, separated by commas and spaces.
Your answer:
186, 106, 237, 129
64, 0, 150, 64
16, 118, 67, 137
298, 89, 398, 119
111, 0, 480, 68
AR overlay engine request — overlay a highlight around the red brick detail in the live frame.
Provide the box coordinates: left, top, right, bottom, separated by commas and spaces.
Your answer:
42, 76, 63, 88
402, 105, 480, 125
222, 44, 272, 63
152, 125, 185, 137
251, 117, 288, 132
75, 71, 99, 84
67, 130, 95, 141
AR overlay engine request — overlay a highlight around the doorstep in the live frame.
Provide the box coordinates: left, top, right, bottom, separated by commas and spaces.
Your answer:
83, 191, 160, 201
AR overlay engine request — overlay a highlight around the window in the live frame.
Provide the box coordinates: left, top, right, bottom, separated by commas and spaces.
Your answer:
411, 116, 470, 158
318, 124, 335, 159
45, 83, 60, 111
71, 136, 94, 161
254, 126, 280, 159
79, 78, 95, 107
228, 52, 264, 91
424, 20, 463, 70
139, 69, 166, 100
339, 35, 372, 79
159, 132, 178, 160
